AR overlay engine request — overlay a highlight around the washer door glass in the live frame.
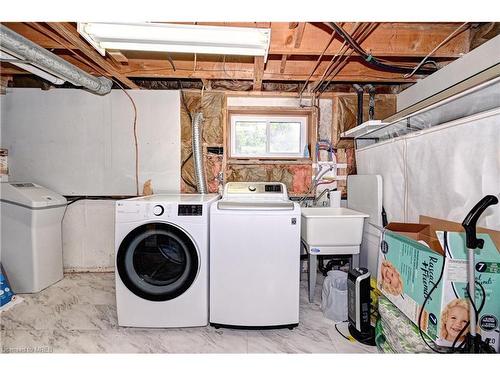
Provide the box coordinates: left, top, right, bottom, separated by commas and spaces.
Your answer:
117, 223, 199, 301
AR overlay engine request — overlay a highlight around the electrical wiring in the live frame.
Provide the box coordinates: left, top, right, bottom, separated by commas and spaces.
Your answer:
334, 321, 352, 341
451, 280, 487, 351
335, 321, 376, 346
66, 196, 123, 206
318, 23, 380, 95
298, 27, 338, 96
416, 231, 487, 354
325, 22, 437, 75
166, 54, 176, 71
310, 23, 365, 93
404, 22, 468, 78
113, 79, 140, 197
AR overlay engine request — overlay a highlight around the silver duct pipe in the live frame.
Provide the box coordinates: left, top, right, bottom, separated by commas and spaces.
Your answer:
192, 112, 208, 194
0, 25, 112, 95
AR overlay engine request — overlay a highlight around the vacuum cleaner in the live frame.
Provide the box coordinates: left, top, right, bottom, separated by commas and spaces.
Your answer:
417, 194, 498, 354
347, 267, 375, 346
459, 194, 498, 353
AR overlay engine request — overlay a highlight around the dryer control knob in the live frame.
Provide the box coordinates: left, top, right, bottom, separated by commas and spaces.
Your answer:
153, 205, 164, 216
248, 185, 257, 192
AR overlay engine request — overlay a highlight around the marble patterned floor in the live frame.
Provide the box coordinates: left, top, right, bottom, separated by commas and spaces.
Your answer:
0, 272, 378, 354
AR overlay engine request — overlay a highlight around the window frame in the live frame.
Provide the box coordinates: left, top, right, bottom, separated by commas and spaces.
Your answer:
229, 112, 309, 160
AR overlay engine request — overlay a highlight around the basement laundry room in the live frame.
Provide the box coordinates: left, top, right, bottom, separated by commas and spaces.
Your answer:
1, 3, 500, 371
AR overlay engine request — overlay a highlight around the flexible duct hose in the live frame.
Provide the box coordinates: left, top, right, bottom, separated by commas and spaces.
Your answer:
191, 112, 208, 194
0, 25, 112, 95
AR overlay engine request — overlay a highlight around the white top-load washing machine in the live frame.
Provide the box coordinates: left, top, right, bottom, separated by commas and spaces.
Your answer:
115, 193, 219, 328
0, 182, 67, 293
210, 182, 301, 329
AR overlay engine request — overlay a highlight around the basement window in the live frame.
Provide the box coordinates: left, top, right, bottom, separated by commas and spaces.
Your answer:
230, 114, 308, 159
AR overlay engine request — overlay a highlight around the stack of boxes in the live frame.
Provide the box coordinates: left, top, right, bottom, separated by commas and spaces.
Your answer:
375, 221, 500, 352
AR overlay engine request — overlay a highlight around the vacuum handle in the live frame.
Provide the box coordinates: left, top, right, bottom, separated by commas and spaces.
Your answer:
462, 195, 498, 249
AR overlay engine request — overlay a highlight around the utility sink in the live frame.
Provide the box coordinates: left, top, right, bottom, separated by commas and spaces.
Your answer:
301, 207, 369, 250
301, 207, 369, 303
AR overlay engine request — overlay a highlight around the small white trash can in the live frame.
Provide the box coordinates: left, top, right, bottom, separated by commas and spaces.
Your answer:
321, 270, 348, 322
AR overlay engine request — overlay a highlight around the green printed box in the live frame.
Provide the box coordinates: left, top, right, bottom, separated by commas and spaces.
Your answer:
377, 229, 500, 351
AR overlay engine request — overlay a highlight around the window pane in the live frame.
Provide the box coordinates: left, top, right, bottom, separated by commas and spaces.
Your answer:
269, 122, 301, 154
234, 121, 267, 156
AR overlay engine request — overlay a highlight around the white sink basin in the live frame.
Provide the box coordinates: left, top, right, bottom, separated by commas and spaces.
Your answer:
301, 207, 369, 248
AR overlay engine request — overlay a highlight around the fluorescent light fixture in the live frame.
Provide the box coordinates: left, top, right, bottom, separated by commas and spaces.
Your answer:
77, 22, 272, 61
0, 49, 66, 85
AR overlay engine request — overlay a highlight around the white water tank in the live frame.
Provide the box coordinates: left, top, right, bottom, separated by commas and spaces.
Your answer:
0, 182, 67, 293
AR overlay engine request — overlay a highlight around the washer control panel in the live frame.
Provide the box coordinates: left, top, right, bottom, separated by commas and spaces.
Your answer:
223, 182, 288, 201
178, 204, 203, 216
152, 205, 164, 216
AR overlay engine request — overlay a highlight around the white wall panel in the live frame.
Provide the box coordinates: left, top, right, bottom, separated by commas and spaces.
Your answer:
1, 88, 180, 195
1, 88, 182, 271
356, 109, 500, 231
356, 139, 406, 223
405, 109, 500, 229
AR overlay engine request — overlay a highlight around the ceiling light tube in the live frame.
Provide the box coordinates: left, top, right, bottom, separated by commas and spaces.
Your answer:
77, 22, 271, 61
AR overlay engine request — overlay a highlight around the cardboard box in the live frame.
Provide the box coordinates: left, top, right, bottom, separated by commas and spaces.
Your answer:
384, 222, 433, 244
377, 222, 500, 352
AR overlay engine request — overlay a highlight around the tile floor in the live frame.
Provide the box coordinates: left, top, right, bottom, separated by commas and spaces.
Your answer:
1, 272, 378, 354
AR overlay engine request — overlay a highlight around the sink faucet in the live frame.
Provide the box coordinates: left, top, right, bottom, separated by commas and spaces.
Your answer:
313, 188, 332, 206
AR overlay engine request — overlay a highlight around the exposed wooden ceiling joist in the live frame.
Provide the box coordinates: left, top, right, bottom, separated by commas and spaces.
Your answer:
0, 21, 478, 90
280, 54, 288, 74
293, 23, 306, 48
253, 56, 264, 91
47, 22, 139, 89
3, 22, 470, 58
108, 51, 129, 66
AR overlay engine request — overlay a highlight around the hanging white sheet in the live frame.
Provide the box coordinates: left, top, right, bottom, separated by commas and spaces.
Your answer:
356, 108, 500, 231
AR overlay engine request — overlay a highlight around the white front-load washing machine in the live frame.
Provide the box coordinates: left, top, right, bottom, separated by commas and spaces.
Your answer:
115, 194, 219, 328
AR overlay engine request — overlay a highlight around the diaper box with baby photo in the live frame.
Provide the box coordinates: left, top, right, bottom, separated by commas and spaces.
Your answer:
377, 224, 500, 352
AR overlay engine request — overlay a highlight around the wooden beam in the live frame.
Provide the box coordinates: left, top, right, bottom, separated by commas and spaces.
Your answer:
469, 22, 500, 50
201, 78, 212, 90
253, 56, 264, 91
5, 54, 421, 83
270, 22, 469, 57
1, 76, 12, 94
280, 54, 288, 74
108, 51, 129, 65
7, 22, 470, 59
47, 22, 139, 89
118, 57, 418, 83
2, 22, 76, 49
26, 23, 110, 77
0, 65, 26, 75
294, 23, 306, 48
